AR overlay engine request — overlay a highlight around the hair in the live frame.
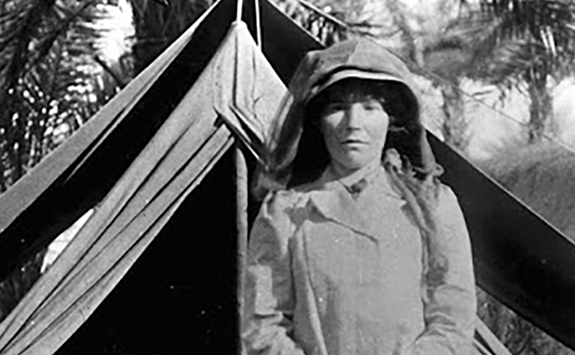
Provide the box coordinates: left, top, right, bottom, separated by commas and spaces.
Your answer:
287, 78, 423, 188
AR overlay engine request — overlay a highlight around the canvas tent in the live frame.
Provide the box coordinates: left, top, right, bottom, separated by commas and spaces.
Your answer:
0, 0, 575, 353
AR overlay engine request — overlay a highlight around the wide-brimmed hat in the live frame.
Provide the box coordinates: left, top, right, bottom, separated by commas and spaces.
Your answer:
255, 38, 440, 195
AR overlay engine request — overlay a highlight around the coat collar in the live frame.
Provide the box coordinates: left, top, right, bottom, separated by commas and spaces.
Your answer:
308, 188, 378, 240
304, 164, 403, 240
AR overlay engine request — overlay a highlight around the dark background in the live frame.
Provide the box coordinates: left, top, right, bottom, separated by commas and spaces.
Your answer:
57, 150, 258, 355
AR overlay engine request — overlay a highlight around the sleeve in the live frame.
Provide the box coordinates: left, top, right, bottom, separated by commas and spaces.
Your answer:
408, 186, 477, 355
242, 192, 306, 355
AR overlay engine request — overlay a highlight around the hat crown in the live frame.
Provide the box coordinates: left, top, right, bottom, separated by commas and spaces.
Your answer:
298, 38, 415, 104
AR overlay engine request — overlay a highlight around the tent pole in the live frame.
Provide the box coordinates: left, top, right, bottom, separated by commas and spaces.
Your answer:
236, 0, 244, 22
254, 0, 261, 47
235, 145, 248, 353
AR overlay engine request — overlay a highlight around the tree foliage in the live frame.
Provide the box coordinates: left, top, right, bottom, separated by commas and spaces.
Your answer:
477, 288, 575, 355
450, 0, 575, 141
0, 0, 130, 191
130, 0, 212, 73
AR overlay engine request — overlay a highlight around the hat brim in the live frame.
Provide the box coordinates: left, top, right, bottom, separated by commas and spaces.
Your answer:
309, 69, 406, 103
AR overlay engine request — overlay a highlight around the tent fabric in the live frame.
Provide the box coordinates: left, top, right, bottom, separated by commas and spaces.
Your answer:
0, 0, 227, 282
430, 133, 575, 350
0, 19, 274, 355
0, 11, 202, 231
213, 21, 286, 159
475, 319, 512, 355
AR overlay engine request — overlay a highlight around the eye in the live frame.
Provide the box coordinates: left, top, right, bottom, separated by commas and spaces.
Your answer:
322, 102, 346, 114
362, 100, 383, 111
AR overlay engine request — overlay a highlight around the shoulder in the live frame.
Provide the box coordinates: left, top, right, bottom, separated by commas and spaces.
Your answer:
261, 189, 305, 214
249, 189, 313, 251
255, 188, 309, 227
263, 177, 323, 211
437, 183, 462, 211
257, 182, 323, 231
438, 183, 460, 206
436, 183, 468, 232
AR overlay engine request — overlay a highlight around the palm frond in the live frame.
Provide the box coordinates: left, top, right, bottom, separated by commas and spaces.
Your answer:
461, 0, 575, 82
0, 0, 132, 187
131, 0, 211, 72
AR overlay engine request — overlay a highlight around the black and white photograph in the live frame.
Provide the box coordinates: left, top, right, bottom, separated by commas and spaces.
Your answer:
0, 0, 574, 354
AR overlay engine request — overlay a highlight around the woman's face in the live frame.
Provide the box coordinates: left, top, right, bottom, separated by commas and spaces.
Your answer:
319, 81, 390, 177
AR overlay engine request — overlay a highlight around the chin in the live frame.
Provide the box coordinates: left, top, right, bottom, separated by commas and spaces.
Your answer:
341, 155, 378, 169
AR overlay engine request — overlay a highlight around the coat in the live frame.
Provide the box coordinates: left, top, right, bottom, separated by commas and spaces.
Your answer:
242, 164, 477, 355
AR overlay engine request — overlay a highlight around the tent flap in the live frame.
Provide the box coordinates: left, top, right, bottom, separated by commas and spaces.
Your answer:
0, 14, 256, 355
430, 133, 575, 350
214, 21, 286, 161
0, 0, 234, 282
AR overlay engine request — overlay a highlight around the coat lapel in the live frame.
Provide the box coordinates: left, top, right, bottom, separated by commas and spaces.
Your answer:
308, 188, 380, 241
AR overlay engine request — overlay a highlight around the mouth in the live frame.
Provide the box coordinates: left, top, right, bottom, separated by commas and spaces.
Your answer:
341, 138, 367, 145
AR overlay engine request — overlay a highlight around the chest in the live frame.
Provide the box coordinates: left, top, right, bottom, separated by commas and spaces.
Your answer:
294, 196, 424, 293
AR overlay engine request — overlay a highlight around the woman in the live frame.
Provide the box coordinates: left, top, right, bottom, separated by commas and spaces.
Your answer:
242, 38, 477, 355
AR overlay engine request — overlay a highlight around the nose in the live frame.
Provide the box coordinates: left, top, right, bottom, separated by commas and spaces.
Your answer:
344, 103, 364, 129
